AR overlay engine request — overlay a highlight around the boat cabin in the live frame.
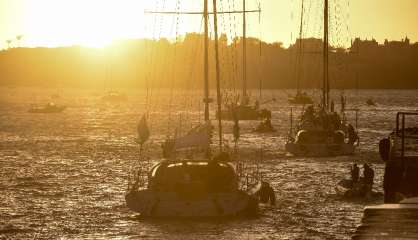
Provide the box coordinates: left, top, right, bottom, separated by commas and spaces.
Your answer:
379, 112, 418, 203
148, 160, 238, 193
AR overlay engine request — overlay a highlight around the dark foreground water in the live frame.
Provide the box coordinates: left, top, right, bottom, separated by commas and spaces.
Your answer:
0, 88, 417, 239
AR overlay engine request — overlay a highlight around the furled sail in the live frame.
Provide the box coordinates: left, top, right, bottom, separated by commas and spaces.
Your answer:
136, 114, 150, 145
173, 122, 212, 150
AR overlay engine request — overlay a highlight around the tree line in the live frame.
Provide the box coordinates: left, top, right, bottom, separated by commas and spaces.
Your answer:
1, 33, 417, 89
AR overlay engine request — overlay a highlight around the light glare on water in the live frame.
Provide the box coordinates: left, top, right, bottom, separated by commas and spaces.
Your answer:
0, 88, 417, 239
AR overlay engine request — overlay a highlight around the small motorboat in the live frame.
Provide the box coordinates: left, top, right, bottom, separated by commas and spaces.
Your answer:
335, 178, 382, 200
254, 118, 276, 133
125, 158, 274, 218
28, 102, 66, 113
101, 91, 127, 102
217, 104, 271, 121
366, 98, 376, 106
288, 92, 313, 105
217, 97, 275, 121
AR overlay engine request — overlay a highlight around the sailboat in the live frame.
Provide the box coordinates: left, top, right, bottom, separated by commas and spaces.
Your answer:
101, 91, 127, 102
217, 0, 273, 121
125, 0, 273, 217
28, 102, 66, 113
366, 98, 376, 106
285, 0, 359, 157
288, 0, 313, 105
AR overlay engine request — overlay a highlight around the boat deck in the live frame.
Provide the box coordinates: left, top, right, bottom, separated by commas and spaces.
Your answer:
353, 201, 418, 239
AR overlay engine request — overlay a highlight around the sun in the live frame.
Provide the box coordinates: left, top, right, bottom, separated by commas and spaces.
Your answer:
23, 0, 147, 48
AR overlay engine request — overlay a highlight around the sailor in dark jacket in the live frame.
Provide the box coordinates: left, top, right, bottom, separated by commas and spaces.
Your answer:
351, 163, 360, 184
362, 164, 375, 194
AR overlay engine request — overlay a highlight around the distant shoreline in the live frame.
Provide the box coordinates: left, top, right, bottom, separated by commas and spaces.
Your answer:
1, 35, 417, 89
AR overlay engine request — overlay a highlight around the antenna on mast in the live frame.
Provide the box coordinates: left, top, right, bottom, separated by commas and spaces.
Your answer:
203, 0, 210, 121
323, 0, 329, 110
242, 0, 247, 100
212, 0, 223, 151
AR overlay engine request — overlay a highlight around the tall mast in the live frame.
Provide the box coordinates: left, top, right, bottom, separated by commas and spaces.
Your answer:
203, 0, 210, 121
242, 0, 247, 99
212, 0, 223, 151
322, 0, 329, 110
296, 0, 304, 94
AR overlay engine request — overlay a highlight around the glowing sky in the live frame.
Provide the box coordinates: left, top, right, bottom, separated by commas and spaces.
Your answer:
0, 0, 417, 48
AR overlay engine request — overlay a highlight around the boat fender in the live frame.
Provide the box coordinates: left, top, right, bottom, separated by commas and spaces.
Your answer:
148, 197, 160, 216
212, 198, 224, 215
258, 182, 276, 206
379, 138, 390, 161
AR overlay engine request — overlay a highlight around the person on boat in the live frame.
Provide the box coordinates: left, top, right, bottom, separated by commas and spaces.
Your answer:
362, 164, 375, 193
351, 163, 360, 185
301, 105, 314, 123
207, 158, 230, 192
347, 124, 358, 144
256, 117, 274, 132
318, 108, 329, 131
383, 160, 404, 203
329, 112, 341, 131
213, 151, 231, 162
254, 100, 260, 110
241, 95, 250, 106
264, 118, 273, 129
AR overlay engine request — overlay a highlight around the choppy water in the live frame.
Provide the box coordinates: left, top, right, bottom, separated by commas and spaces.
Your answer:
0, 88, 417, 240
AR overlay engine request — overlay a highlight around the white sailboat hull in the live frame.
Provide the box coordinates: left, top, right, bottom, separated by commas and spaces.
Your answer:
285, 142, 355, 157
125, 189, 259, 218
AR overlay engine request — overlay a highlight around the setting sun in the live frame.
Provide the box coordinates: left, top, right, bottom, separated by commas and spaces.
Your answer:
22, 0, 147, 48
1, 0, 418, 239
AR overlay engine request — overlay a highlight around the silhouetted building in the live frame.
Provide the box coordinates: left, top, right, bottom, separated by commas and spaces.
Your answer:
350, 38, 379, 53
0, 34, 417, 89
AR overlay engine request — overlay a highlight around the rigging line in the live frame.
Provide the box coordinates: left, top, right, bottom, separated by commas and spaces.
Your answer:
323, 0, 329, 109
221, 0, 233, 93
221, 0, 232, 93
220, 0, 235, 96
257, 0, 262, 99
213, 0, 223, 152
145, 0, 159, 119
145, 0, 161, 115
222, 0, 235, 105
231, 0, 238, 95
166, 0, 181, 136
153, 0, 168, 120
189, 18, 205, 126
226, 0, 237, 94
242, 0, 247, 98
218, 0, 227, 90
144, 10, 260, 14
296, 0, 305, 93
148, 0, 167, 130
184, 17, 205, 130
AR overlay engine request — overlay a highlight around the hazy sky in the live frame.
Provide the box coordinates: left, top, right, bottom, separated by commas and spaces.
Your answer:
0, 0, 417, 48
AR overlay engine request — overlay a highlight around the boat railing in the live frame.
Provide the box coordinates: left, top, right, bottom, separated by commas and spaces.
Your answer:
127, 154, 153, 192
236, 150, 263, 191
393, 112, 418, 160
344, 108, 359, 130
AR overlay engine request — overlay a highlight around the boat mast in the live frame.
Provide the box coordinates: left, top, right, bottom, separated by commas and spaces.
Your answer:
296, 0, 304, 94
322, 0, 329, 110
212, 0, 223, 151
203, 0, 210, 121
242, 0, 247, 100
